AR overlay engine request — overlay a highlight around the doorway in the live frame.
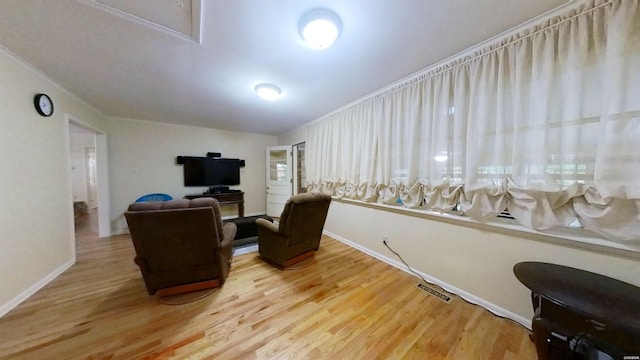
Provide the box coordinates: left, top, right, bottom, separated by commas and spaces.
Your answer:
68, 119, 110, 239
70, 129, 96, 217
293, 142, 307, 195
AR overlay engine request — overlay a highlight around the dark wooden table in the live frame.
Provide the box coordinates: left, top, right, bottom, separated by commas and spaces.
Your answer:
185, 192, 244, 217
513, 261, 640, 360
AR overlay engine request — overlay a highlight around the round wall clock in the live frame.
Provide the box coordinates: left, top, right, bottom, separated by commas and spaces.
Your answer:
34, 93, 54, 117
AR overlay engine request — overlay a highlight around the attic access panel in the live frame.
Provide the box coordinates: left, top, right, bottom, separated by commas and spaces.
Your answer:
84, 0, 201, 42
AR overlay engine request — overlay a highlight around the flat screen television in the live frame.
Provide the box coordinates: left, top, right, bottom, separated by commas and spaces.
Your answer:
183, 157, 241, 187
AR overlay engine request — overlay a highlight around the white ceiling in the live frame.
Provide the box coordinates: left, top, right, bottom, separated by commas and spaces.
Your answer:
0, 0, 572, 136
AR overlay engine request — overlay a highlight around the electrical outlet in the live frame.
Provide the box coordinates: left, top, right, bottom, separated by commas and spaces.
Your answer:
382, 235, 388, 242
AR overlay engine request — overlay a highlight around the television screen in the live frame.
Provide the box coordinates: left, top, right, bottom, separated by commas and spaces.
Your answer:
183, 157, 240, 187
210, 158, 241, 185
183, 157, 207, 186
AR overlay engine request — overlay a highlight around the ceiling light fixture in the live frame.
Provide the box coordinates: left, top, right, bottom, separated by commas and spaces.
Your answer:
255, 83, 282, 101
299, 8, 342, 50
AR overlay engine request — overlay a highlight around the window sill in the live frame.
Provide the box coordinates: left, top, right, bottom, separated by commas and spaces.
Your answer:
332, 197, 640, 259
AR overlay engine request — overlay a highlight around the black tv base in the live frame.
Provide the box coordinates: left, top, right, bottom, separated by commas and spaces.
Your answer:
206, 186, 229, 194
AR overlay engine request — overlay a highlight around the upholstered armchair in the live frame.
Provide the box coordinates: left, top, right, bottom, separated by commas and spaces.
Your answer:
256, 192, 331, 267
124, 198, 236, 296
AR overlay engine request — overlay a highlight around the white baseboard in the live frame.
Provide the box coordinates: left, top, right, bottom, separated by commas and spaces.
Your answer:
324, 230, 532, 329
0, 259, 75, 318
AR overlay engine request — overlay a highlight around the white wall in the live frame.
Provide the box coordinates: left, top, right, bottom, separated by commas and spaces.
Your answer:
104, 117, 277, 234
0, 48, 109, 316
280, 125, 640, 326
279, 127, 308, 149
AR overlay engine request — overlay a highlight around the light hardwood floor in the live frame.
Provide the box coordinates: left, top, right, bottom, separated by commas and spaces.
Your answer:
0, 213, 537, 359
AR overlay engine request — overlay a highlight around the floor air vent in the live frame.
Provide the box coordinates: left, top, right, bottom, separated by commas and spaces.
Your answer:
417, 283, 453, 304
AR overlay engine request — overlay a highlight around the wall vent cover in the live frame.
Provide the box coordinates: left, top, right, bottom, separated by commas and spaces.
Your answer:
417, 283, 453, 304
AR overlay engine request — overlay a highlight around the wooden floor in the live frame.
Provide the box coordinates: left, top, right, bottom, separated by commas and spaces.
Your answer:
0, 213, 537, 359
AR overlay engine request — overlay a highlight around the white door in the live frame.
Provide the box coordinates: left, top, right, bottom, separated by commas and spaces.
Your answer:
266, 145, 292, 217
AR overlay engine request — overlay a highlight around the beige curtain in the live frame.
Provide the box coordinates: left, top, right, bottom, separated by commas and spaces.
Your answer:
308, 0, 640, 247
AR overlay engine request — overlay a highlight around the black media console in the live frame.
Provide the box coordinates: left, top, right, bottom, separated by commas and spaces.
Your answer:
184, 192, 244, 217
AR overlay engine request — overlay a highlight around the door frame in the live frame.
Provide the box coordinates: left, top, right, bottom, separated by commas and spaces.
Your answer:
266, 145, 292, 217
68, 117, 111, 239
292, 142, 306, 195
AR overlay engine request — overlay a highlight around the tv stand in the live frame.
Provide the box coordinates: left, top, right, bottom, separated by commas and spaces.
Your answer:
185, 192, 244, 217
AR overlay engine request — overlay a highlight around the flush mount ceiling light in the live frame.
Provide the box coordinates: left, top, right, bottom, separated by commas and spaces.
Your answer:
255, 83, 282, 101
299, 8, 342, 50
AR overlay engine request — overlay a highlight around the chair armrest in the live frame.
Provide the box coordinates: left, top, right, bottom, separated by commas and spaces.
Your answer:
222, 222, 237, 245
256, 218, 290, 265
217, 222, 235, 284
256, 218, 279, 233
219, 222, 236, 262
134, 256, 150, 273
219, 232, 233, 257
257, 218, 287, 246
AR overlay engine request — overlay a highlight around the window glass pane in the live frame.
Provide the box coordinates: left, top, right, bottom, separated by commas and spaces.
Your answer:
269, 150, 288, 181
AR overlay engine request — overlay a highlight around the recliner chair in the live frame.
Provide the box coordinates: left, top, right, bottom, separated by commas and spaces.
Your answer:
125, 198, 236, 296
256, 192, 331, 268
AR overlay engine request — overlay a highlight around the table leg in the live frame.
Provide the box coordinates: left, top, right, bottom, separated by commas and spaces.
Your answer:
531, 316, 552, 360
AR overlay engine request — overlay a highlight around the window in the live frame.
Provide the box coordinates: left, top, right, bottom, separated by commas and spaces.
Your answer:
308, 0, 640, 247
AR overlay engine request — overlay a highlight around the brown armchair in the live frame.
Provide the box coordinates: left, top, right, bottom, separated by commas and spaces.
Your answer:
256, 192, 331, 267
124, 198, 236, 296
